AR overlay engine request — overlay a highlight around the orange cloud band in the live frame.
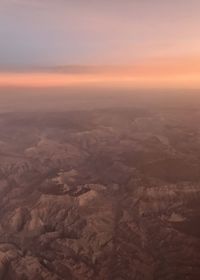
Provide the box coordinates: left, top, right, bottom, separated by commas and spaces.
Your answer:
0, 72, 199, 89
1, 56, 200, 89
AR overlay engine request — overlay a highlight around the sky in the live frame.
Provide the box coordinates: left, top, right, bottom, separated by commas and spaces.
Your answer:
0, 0, 200, 88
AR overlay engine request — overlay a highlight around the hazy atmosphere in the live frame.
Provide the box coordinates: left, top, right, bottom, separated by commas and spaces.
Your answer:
0, 0, 200, 88
0, 1, 200, 280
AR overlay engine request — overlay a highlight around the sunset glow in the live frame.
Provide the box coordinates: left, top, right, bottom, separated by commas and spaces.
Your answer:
0, 0, 200, 89
1, 56, 200, 88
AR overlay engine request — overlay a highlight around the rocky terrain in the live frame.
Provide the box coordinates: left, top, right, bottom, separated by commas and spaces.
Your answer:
0, 106, 200, 279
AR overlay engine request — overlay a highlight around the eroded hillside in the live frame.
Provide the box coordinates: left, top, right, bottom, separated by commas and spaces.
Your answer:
0, 108, 200, 279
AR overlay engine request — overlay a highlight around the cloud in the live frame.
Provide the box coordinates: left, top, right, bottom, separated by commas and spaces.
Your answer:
0, 55, 200, 89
